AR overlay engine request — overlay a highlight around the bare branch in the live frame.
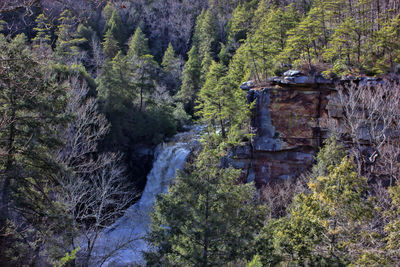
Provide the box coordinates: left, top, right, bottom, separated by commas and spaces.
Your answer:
53, 77, 137, 266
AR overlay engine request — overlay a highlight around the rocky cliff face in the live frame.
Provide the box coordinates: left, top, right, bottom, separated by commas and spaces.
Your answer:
232, 71, 348, 186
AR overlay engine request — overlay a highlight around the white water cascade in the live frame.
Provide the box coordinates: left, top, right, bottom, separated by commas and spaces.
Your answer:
90, 127, 200, 266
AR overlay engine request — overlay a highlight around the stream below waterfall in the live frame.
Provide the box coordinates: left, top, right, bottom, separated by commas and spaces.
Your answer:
90, 127, 201, 266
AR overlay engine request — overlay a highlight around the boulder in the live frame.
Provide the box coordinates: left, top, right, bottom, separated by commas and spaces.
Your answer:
283, 69, 302, 77
284, 75, 315, 85
240, 80, 255, 90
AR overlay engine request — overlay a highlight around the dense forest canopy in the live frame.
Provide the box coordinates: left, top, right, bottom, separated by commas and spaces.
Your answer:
1, 0, 400, 266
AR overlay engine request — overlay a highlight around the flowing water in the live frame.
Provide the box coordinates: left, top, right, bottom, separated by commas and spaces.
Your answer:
90, 127, 201, 266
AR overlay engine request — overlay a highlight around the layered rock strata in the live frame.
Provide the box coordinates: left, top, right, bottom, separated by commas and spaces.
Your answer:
233, 71, 352, 186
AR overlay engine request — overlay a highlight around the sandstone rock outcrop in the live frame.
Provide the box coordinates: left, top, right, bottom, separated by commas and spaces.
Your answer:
233, 72, 361, 186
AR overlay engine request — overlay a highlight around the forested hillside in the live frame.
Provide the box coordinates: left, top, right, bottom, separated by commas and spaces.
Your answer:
1, 0, 400, 266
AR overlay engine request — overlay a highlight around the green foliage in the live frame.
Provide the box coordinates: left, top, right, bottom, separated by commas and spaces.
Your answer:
55, 10, 87, 62
131, 104, 178, 145
172, 102, 192, 128
127, 27, 151, 58
267, 137, 373, 265
98, 28, 179, 149
145, 136, 266, 266
374, 14, 400, 73
103, 28, 119, 58
102, 2, 115, 22
103, 8, 125, 46
196, 60, 251, 144
55, 247, 80, 267
308, 157, 373, 262
161, 43, 183, 94
323, 17, 363, 74
198, 9, 218, 59
97, 52, 133, 147
246, 255, 263, 267
176, 45, 202, 114
226, 43, 251, 87
32, 14, 52, 51
162, 43, 179, 73
246, 5, 299, 79
385, 184, 400, 253
128, 54, 158, 112
218, 42, 230, 65
192, 9, 220, 88
126, 28, 158, 111
282, 5, 324, 69
254, 220, 282, 266
0, 33, 69, 264
176, 8, 222, 116
52, 62, 97, 90
273, 193, 326, 265
311, 136, 348, 178
352, 251, 392, 266
101, 4, 125, 59
0, 20, 5, 31
228, 3, 254, 44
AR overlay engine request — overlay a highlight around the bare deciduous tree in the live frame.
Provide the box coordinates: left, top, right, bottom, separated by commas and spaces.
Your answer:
0, 0, 39, 15
54, 77, 136, 267
260, 174, 308, 219
90, 34, 105, 78
334, 78, 400, 183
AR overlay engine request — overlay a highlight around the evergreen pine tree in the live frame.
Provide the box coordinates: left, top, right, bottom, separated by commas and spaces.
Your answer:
196, 60, 250, 143
385, 184, 400, 262
281, 6, 325, 70
103, 8, 125, 48
228, 2, 254, 45
161, 43, 179, 74
247, 5, 299, 80
323, 17, 362, 74
192, 9, 206, 47
55, 10, 86, 63
198, 10, 218, 75
127, 27, 151, 58
126, 27, 158, 111
161, 43, 183, 94
145, 136, 266, 266
218, 43, 230, 66
0, 34, 69, 264
97, 52, 133, 147
271, 138, 373, 265
200, 50, 213, 85
226, 43, 251, 87
32, 13, 52, 52
103, 28, 119, 58
375, 14, 400, 73
176, 45, 201, 115
102, 2, 115, 22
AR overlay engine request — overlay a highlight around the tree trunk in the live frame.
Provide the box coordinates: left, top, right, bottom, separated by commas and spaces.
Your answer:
1, 87, 16, 226
202, 186, 210, 267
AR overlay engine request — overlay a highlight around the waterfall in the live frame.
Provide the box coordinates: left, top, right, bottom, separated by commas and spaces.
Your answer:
90, 127, 200, 266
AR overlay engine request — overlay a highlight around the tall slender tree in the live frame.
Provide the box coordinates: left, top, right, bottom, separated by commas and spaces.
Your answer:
55, 10, 86, 63
103, 8, 125, 46
176, 45, 201, 114
196, 60, 250, 143
161, 43, 183, 94
126, 27, 158, 111
103, 28, 119, 59
0, 34, 69, 265
32, 13, 52, 53
145, 135, 266, 266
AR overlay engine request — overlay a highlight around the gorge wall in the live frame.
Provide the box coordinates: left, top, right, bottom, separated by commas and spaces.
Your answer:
232, 71, 354, 187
